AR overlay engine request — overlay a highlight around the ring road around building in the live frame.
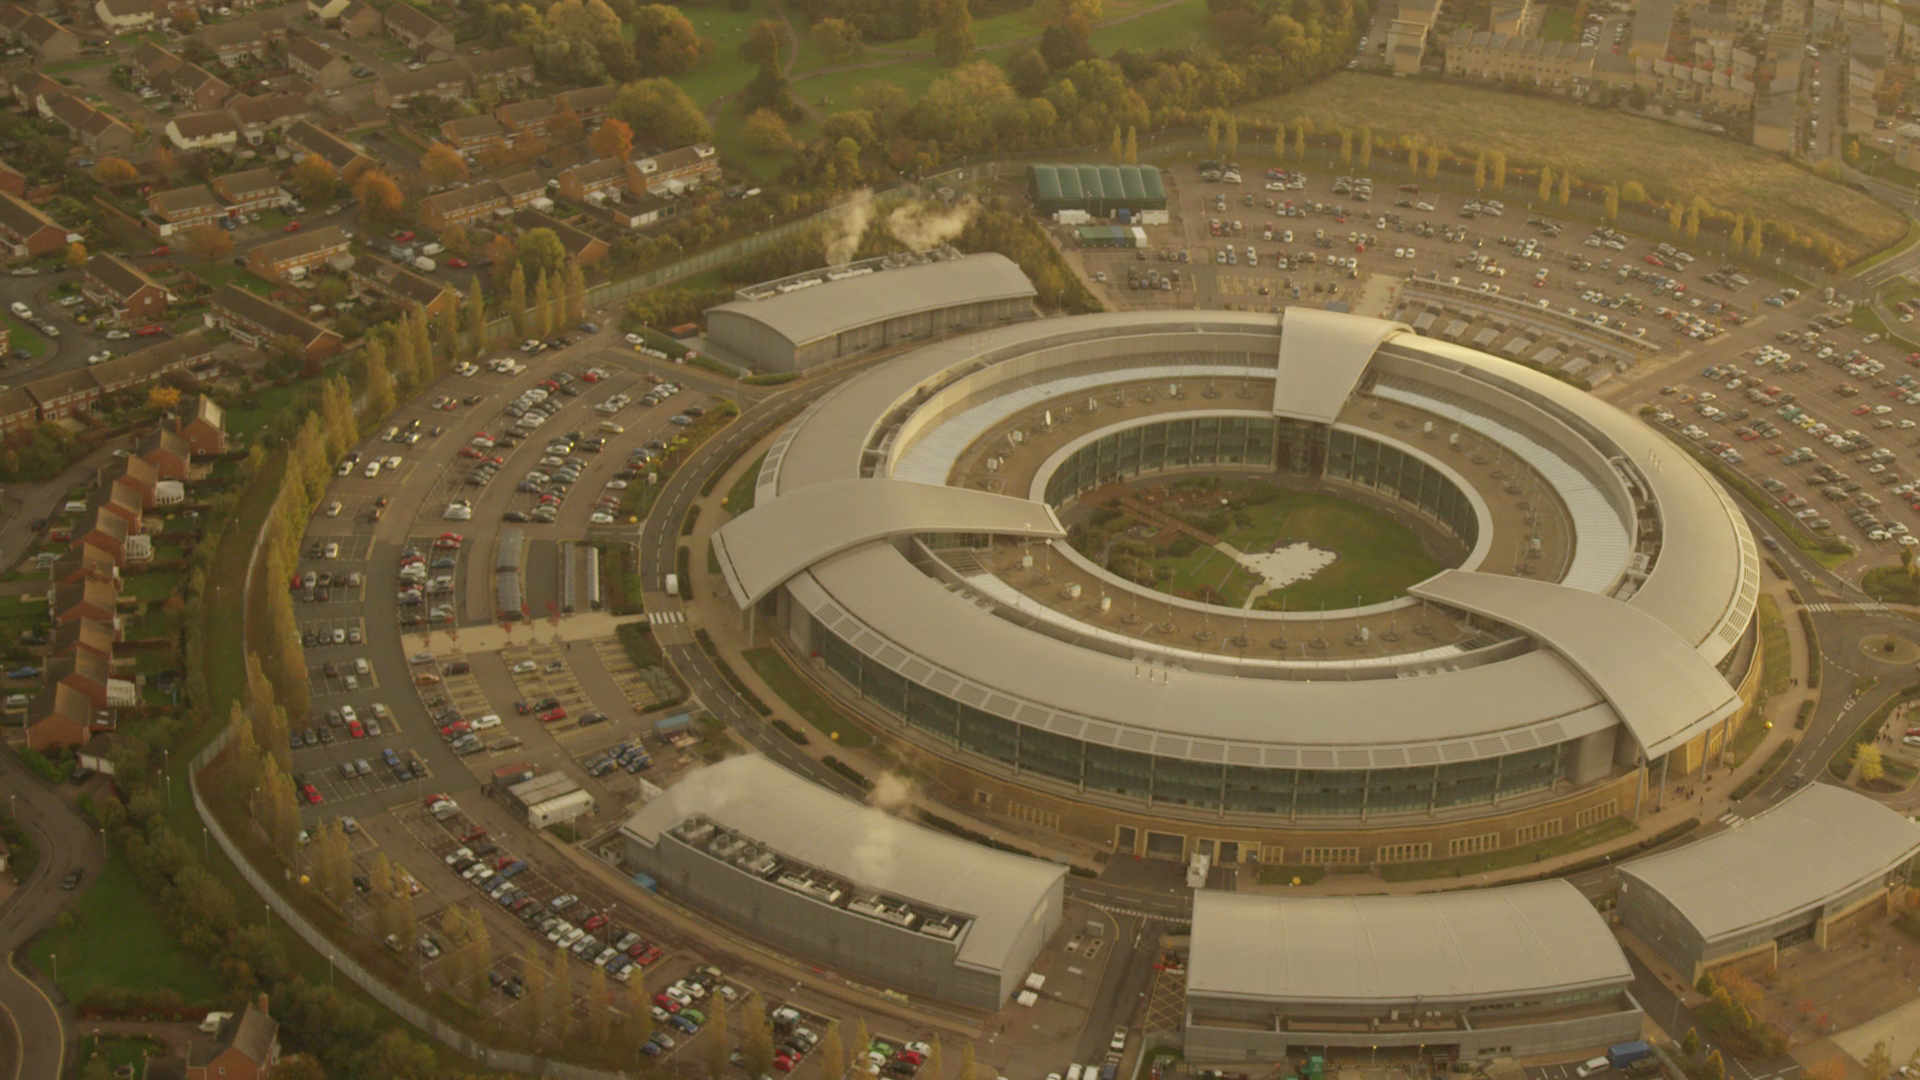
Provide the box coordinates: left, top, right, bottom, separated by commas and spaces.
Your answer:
711, 298, 1765, 869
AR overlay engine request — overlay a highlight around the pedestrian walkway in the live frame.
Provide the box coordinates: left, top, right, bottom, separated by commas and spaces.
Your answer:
645, 610, 686, 625
1802, 601, 1890, 613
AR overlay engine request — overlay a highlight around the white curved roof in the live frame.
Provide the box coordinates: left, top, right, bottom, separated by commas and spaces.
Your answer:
713, 479, 1064, 607
1619, 784, 1920, 944
704, 253, 1036, 348
1188, 881, 1631, 1004
1411, 570, 1741, 758
1273, 308, 1409, 423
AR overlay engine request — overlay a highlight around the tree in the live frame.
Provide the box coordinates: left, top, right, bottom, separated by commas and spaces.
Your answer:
93, 157, 137, 186
534, 270, 554, 338
549, 102, 585, 147
1731, 217, 1745, 252
623, 966, 653, 1052
419, 143, 470, 188
922, 1036, 943, 1080
1604, 185, 1620, 223
819, 1023, 846, 1080
183, 223, 235, 264
1124, 126, 1137, 164
81, 1052, 113, 1080
1272, 124, 1284, 164
633, 4, 711, 74
1224, 114, 1239, 162
1110, 126, 1122, 163
587, 965, 611, 1042
466, 275, 488, 357
1490, 150, 1506, 189
564, 258, 586, 323
1622, 179, 1648, 202
742, 991, 776, 1076
438, 300, 461, 368
742, 108, 795, 154
1538, 167, 1553, 203
935, 0, 975, 68
589, 117, 633, 162
64, 242, 88, 272
288, 154, 339, 203
957, 1040, 977, 1080
1206, 112, 1219, 157
813, 17, 864, 61
522, 945, 548, 1040
1854, 742, 1884, 783
1681, 1028, 1700, 1058
147, 385, 182, 411
1685, 203, 1700, 242
1703, 1051, 1725, 1080
353, 170, 405, 227
1864, 1041, 1892, 1080
273, 1055, 329, 1080
548, 945, 573, 1042
1339, 128, 1352, 166
1749, 219, 1765, 259
707, 997, 730, 1079
1668, 203, 1685, 233
1426, 145, 1441, 180
508, 262, 528, 339
1358, 126, 1372, 170
516, 228, 567, 281
1556, 168, 1572, 206
852, 1020, 871, 1069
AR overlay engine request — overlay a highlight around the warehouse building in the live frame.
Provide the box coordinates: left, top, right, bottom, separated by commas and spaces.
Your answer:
1618, 784, 1920, 981
704, 252, 1036, 373
1185, 883, 1641, 1064
1027, 164, 1167, 217
619, 755, 1066, 1008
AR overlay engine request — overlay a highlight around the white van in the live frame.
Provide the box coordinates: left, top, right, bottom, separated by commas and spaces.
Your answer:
1576, 1060, 1610, 1078
364, 460, 382, 478
1067, 1067, 1084, 1080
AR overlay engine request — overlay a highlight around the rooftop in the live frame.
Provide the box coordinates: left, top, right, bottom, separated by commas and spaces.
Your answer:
706, 252, 1035, 348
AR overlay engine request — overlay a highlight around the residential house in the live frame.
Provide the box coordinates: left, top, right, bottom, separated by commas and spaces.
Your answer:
138, 427, 192, 480
284, 119, 373, 176
175, 394, 226, 456
79, 733, 115, 776
185, 1000, 281, 1080
515, 209, 607, 267
147, 183, 225, 235
418, 180, 515, 231
24, 368, 100, 421
440, 114, 508, 156
0, 385, 35, 436
165, 110, 241, 153
286, 35, 352, 88
82, 254, 170, 324
306, 0, 349, 18
373, 62, 467, 107
49, 649, 115, 709
0, 190, 72, 257
496, 170, 546, 209
465, 44, 534, 91
88, 332, 216, 396
1443, 29, 1596, 91
495, 96, 556, 140
51, 577, 119, 627
384, 1, 453, 59
626, 143, 720, 198
94, 0, 167, 33
231, 93, 313, 142
113, 453, 161, 508
25, 683, 105, 751
0, 6, 80, 61
348, 255, 456, 316
335, 0, 381, 35
208, 285, 343, 363
155, 63, 233, 110
85, 499, 136, 554
555, 158, 624, 203
245, 224, 351, 283
0, 160, 25, 197
8, 71, 62, 115
198, 21, 272, 65
213, 167, 290, 216
129, 40, 183, 83
51, 543, 117, 587
46, 92, 135, 158
554, 83, 616, 124
50, 617, 115, 662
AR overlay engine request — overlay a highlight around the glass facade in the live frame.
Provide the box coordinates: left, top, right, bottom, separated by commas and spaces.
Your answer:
1043, 416, 1278, 504
1324, 429, 1480, 549
818, 624, 1568, 817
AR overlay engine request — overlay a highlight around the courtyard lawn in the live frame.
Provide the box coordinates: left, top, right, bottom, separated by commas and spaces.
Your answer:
1538, 7, 1578, 41
223, 381, 314, 444
27, 851, 228, 1008
189, 261, 275, 296
3, 313, 49, 359
1148, 542, 1266, 606
744, 646, 874, 747
1223, 487, 1444, 610
723, 452, 765, 516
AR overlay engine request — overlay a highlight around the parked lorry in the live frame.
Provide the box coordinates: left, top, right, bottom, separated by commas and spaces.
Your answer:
1606, 1042, 1653, 1071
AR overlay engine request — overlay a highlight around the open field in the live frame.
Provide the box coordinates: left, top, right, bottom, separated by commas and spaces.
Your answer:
27, 851, 228, 1008
723, 452, 764, 516
1246, 74, 1905, 261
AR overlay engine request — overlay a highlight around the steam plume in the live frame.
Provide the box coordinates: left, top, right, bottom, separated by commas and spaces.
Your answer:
885, 196, 979, 253
824, 189, 875, 266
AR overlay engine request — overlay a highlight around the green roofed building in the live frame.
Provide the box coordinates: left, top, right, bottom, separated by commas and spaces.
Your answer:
1028, 164, 1167, 217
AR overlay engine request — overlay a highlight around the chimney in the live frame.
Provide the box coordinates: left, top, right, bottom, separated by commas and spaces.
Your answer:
257, 992, 269, 1015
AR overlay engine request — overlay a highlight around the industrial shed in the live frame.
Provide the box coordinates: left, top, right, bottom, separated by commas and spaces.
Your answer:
1027, 164, 1167, 217
1184, 883, 1642, 1063
619, 755, 1066, 1008
1618, 784, 1920, 981
704, 253, 1037, 374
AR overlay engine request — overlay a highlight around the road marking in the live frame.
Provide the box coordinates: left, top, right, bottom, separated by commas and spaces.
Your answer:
1802, 602, 1890, 613
646, 611, 685, 625
1718, 812, 1743, 826
5, 948, 62, 1080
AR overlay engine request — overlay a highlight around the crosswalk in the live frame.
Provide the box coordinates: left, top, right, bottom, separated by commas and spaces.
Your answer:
1717, 811, 1744, 826
646, 610, 686, 625
1802, 602, 1890, 613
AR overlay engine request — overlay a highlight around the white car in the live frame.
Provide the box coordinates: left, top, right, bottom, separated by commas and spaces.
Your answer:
86, 350, 113, 365
9, 302, 30, 318
105, 329, 131, 340
511, 660, 537, 674
472, 713, 502, 730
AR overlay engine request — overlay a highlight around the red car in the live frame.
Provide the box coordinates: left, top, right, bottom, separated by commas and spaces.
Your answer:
654, 993, 680, 1013
49, 530, 70, 542
392, 230, 416, 242
440, 721, 471, 737
462, 827, 489, 843
773, 1057, 795, 1073
284, 220, 303, 232
635, 945, 663, 965
578, 371, 601, 382
347, 720, 365, 738
448, 256, 467, 268
433, 537, 462, 550
538, 708, 567, 723
458, 446, 482, 459
149, 245, 170, 256
583, 913, 608, 931
301, 784, 323, 804
895, 1052, 926, 1066
134, 324, 163, 337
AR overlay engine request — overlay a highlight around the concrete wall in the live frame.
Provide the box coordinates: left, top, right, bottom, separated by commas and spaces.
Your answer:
1185, 999, 1644, 1062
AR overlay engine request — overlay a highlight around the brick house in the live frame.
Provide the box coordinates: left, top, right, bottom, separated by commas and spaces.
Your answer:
555, 158, 624, 203
245, 224, 350, 283
147, 184, 224, 235
24, 368, 100, 422
155, 63, 233, 111
0, 385, 35, 436
373, 62, 467, 108
497, 171, 547, 210
51, 617, 116, 661
93, 0, 167, 33
627, 143, 720, 197
515, 209, 608, 267
0, 160, 24, 197
495, 96, 556, 140
418, 182, 508, 231
51, 577, 119, 626
334, 0, 381, 35
54, 542, 118, 585
440, 114, 507, 156
25, 683, 104, 751
138, 427, 192, 481
283, 120, 372, 176
555, 83, 616, 125
0, 190, 71, 257
348, 255, 456, 317
0, 6, 80, 62
81, 254, 170, 324
49, 649, 114, 708
286, 35, 352, 88
185, 1000, 280, 1080
88, 333, 214, 396
130, 41, 183, 82
198, 21, 270, 65
84, 501, 134, 556
232, 93, 313, 143
165, 110, 240, 154
213, 167, 290, 215
113, 454, 160, 508
175, 394, 226, 456
47, 92, 135, 158
465, 44, 534, 91
384, 1, 453, 59
207, 285, 343, 364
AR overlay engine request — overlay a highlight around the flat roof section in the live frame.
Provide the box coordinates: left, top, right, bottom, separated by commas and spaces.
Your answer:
712, 478, 1065, 608
619, 755, 1067, 973
1187, 881, 1631, 1005
1272, 308, 1410, 424
705, 253, 1036, 350
1618, 784, 1920, 944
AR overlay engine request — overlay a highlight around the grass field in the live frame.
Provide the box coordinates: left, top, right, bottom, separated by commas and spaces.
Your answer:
1149, 543, 1266, 605
1538, 7, 1578, 40
1758, 592, 1791, 698
1378, 815, 1637, 881
3, 312, 48, 358
723, 452, 764, 516
1225, 487, 1445, 610
743, 646, 873, 747
1247, 74, 1905, 262
27, 852, 228, 1007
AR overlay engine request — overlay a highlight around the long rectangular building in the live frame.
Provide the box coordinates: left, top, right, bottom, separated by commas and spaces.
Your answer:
1185, 883, 1641, 1063
619, 754, 1065, 1008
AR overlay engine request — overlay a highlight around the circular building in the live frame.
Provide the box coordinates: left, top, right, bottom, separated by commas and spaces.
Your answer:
712, 309, 1763, 868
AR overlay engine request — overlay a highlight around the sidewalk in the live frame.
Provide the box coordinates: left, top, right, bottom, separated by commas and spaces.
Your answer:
664, 429, 1827, 894
402, 611, 649, 656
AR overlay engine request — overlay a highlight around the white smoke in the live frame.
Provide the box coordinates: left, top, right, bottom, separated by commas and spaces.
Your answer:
850, 772, 914, 881
868, 771, 913, 811
885, 195, 979, 253
824, 188, 875, 266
